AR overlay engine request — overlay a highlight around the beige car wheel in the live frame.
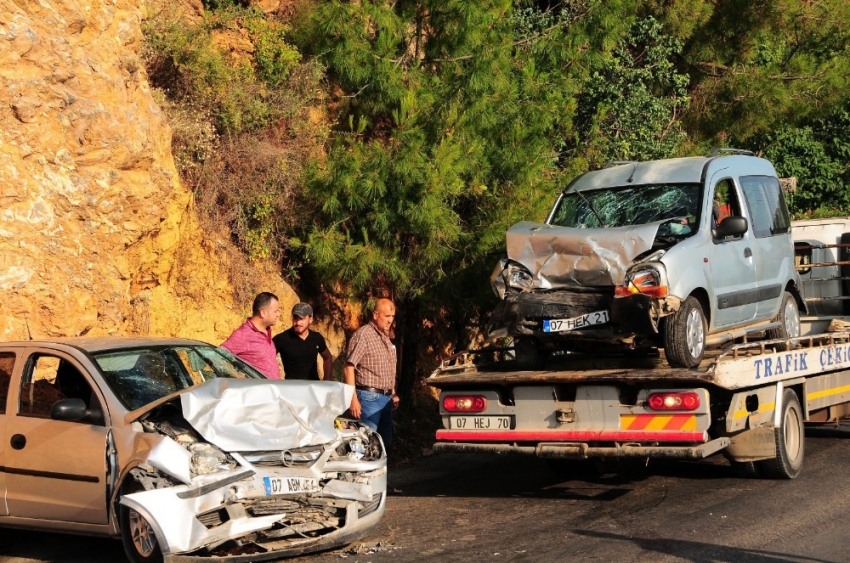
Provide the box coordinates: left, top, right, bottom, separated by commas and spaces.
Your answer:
120, 502, 163, 563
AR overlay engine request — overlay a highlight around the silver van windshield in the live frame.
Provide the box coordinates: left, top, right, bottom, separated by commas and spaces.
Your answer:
550, 183, 702, 234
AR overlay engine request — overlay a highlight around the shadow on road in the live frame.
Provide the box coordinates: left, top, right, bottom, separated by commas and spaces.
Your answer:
805, 424, 850, 439
573, 529, 838, 563
0, 527, 125, 563
390, 452, 746, 500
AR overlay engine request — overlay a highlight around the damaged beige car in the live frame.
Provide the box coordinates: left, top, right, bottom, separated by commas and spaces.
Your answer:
0, 337, 386, 562
489, 150, 805, 368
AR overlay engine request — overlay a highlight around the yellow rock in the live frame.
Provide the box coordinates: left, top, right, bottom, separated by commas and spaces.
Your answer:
0, 0, 298, 344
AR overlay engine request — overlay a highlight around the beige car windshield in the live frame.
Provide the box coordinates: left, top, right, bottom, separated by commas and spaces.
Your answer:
93, 345, 264, 411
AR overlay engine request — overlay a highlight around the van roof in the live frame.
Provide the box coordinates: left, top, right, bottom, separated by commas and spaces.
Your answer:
568, 154, 776, 193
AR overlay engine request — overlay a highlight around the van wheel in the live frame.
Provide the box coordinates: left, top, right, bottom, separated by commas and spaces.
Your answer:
663, 296, 706, 368
120, 503, 163, 563
515, 337, 544, 370
757, 389, 804, 479
766, 291, 800, 350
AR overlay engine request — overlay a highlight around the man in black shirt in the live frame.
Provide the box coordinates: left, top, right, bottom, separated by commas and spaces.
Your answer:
273, 303, 334, 380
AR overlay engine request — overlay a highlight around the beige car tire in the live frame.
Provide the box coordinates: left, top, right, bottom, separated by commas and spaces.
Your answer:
120, 503, 163, 563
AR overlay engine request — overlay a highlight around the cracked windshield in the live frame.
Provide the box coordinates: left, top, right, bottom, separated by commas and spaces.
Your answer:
550, 183, 703, 236
93, 345, 264, 411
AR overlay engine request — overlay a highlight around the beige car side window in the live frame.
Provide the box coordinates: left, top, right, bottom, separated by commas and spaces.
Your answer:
19, 355, 103, 422
0, 352, 14, 414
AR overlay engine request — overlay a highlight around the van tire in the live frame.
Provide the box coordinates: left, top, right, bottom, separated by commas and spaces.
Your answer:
766, 291, 800, 350
757, 389, 804, 479
663, 296, 706, 368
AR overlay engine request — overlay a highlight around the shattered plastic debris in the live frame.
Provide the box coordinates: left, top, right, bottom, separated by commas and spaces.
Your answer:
341, 541, 400, 556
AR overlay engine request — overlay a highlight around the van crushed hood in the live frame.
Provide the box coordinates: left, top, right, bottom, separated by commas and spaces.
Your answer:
505, 221, 662, 288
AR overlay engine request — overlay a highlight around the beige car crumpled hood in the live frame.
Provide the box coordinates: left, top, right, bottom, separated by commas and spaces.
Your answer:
505, 221, 662, 288
126, 378, 355, 451
180, 378, 354, 451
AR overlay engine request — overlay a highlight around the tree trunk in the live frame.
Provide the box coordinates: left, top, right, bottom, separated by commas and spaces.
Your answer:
395, 297, 420, 407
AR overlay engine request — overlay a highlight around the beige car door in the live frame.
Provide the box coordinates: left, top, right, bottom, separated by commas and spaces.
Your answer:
5, 350, 109, 524
0, 351, 16, 516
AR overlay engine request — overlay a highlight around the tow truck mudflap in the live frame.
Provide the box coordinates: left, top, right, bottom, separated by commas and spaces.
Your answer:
433, 437, 731, 460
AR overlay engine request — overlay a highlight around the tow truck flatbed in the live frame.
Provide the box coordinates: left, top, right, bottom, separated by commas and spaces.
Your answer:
428, 332, 850, 391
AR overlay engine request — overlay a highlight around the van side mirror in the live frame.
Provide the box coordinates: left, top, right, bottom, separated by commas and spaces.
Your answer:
716, 216, 748, 238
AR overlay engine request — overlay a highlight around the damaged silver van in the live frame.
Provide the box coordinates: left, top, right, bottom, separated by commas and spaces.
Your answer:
489, 149, 805, 368
0, 337, 386, 562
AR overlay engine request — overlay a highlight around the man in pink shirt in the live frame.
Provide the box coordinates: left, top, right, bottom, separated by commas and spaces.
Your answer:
220, 292, 282, 378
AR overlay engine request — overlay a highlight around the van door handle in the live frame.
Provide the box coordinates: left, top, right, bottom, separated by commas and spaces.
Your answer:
744, 247, 752, 258
10, 434, 26, 450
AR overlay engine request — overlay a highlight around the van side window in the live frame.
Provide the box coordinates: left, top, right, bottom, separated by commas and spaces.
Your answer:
19, 355, 103, 423
0, 352, 15, 414
739, 176, 791, 238
711, 179, 743, 238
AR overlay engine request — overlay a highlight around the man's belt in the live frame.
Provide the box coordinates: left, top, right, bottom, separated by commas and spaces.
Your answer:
355, 384, 393, 396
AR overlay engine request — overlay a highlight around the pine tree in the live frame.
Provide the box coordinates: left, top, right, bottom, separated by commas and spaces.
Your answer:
295, 0, 635, 397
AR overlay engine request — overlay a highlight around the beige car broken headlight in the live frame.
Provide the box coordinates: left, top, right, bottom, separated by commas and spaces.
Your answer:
189, 443, 236, 476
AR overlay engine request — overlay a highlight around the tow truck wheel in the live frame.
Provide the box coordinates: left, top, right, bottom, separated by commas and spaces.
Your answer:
757, 389, 804, 479
766, 291, 800, 350
663, 296, 706, 368
120, 503, 163, 563
515, 337, 544, 370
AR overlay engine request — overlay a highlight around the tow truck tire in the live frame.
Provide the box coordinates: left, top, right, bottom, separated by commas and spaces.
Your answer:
515, 337, 544, 370
663, 296, 706, 368
757, 389, 804, 479
120, 502, 163, 563
766, 291, 800, 350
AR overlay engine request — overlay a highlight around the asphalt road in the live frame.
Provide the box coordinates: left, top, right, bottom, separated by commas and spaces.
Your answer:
2, 426, 850, 563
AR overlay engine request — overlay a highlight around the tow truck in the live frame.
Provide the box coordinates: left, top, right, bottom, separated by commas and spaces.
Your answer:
428, 217, 850, 478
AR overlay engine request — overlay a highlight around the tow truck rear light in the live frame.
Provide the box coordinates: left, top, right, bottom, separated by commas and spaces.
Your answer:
443, 395, 487, 413
647, 392, 700, 411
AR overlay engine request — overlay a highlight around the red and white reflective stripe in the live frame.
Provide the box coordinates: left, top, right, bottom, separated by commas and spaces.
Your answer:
436, 429, 707, 443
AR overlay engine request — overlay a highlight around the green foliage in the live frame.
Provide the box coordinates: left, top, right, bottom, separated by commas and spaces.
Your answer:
749, 105, 850, 216
142, 4, 326, 270
680, 0, 850, 140
247, 17, 302, 86
143, 4, 301, 134
569, 16, 689, 165
143, 0, 850, 390
296, 0, 636, 306
242, 192, 277, 260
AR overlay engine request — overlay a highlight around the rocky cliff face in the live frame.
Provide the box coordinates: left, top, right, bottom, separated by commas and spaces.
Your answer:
0, 0, 299, 344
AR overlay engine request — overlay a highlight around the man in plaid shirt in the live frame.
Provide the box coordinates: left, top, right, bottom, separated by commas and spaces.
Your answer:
345, 298, 398, 453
